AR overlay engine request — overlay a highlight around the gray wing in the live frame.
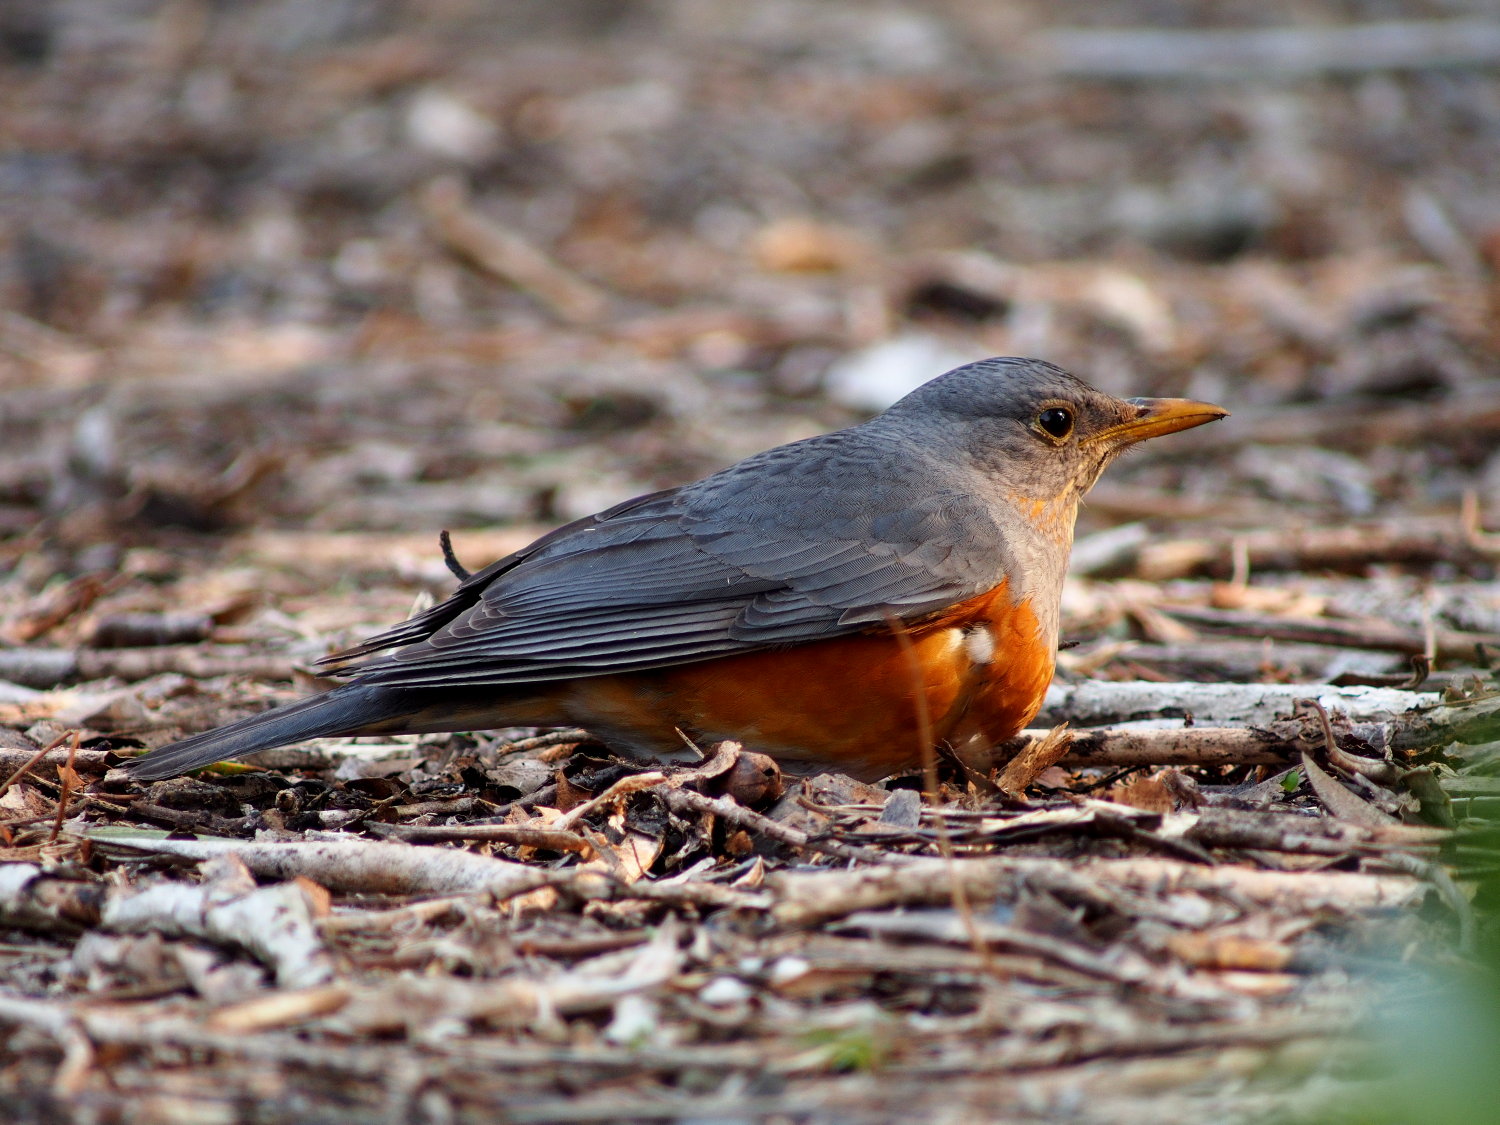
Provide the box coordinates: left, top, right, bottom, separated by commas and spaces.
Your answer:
336, 429, 1008, 689
682, 435, 1006, 640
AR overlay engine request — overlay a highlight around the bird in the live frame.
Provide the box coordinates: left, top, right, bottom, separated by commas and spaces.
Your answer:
125, 357, 1226, 783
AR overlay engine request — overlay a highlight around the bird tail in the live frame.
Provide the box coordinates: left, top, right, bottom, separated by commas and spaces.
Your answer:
124, 683, 415, 781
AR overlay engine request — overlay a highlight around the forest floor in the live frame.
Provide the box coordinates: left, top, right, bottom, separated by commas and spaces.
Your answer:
3, 3, 1500, 1122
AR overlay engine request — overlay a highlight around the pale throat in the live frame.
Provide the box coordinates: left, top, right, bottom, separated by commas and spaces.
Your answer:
1002, 489, 1081, 547
998, 487, 1082, 652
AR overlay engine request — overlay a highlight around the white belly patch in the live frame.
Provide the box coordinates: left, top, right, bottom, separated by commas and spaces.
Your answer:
962, 623, 996, 666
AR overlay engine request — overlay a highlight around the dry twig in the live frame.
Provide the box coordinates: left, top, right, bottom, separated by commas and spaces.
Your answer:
1035, 19, 1500, 78
421, 177, 611, 324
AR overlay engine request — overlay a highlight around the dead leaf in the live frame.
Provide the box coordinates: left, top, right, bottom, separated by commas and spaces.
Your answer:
1300, 752, 1398, 827
0, 783, 51, 818
583, 827, 662, 884
731, 857, 765, 888
5, 573, 114, 643
1166, 931, 1293, 972
206, 986, 351, 1034
552, 770, 592, 813
750, 218, 873, 273
876, 788, 923, 828
715, 750, 783, 805
997, 725, 1073, 797
1106, 770, 1181, 814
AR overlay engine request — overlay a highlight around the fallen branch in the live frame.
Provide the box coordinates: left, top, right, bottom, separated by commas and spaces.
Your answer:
0, 855, 333, 987
1389, 692, 1500, 751
546, 867, 770, 912
1077, 639, 1414, 687
994, 724, 1303, 769
834, 909, 1152, 985
767, 854, 1425, 929
768, 858, 1022, 928
1179, 807, 1437, 858
658, 785, 896, 865
0, 644, 320, 690
1160, 604, 1500, 660
0, 992, 392, 1078
1035, 20, 1500, 79
1128, 521, 1498, 580
1074, 855, 1426, 913
90, 612, 215, 649
86, 830, 551, 899
1037, 681, 1437, 730
421, 176, 611, 324
127, 799, 256, 836
1, 746, 112, 790
335, 924, 683, 1035
367, 820, 593, 854
491, 729, 593, 755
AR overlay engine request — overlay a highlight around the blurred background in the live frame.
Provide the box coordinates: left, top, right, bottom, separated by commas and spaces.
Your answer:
5, 6, 1500, 1119
3, 0, 1499, 567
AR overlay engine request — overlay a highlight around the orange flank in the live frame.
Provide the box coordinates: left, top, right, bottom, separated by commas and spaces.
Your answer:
563, 580, 1053, 780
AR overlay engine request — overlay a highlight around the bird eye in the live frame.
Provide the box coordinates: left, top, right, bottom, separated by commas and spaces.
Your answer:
1037, 407, 1073, 440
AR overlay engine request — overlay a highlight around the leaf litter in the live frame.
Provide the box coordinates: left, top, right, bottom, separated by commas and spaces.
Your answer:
4, 2, 1500, 1122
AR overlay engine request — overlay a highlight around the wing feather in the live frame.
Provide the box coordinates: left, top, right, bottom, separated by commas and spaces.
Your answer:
332, 427, 1008, 689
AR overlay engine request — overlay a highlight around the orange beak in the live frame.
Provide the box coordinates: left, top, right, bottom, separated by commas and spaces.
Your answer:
1085, 397, 1229, 449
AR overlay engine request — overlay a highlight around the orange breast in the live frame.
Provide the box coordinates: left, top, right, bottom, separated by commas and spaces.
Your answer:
560, 581, 1055, 780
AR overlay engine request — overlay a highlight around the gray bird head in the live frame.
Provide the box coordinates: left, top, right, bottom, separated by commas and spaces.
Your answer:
877, 357, 1227, 511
